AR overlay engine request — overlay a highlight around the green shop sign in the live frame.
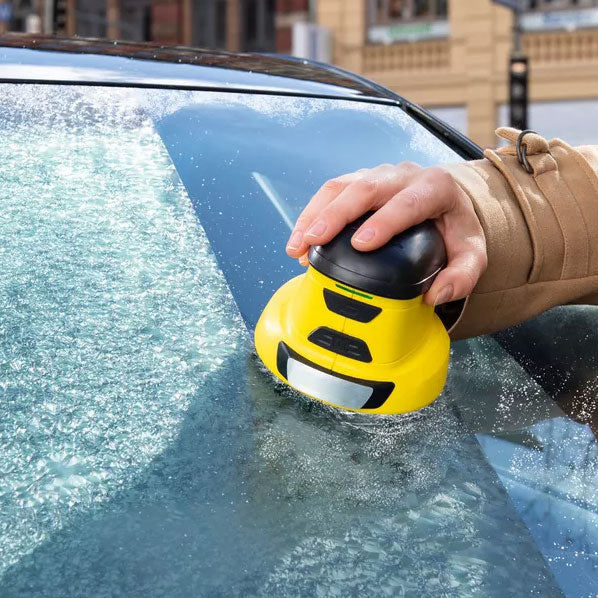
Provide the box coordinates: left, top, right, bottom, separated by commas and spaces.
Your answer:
368, 20, 449, 44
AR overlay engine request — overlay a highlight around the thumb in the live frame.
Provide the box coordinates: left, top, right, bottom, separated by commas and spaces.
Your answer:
424, 248, 487, 306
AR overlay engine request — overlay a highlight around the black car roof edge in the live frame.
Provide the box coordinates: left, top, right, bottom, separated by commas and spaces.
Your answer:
0, 74, 481, 161
335, 73, 483, 160
0, 34, 388, 99
0, 35, 483, 161
402, 102, 484, 160
0, 76, 401, 106
282, 54, 484, 161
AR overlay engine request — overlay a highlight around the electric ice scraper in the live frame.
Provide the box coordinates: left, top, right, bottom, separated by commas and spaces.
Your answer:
254, 214, 450, 414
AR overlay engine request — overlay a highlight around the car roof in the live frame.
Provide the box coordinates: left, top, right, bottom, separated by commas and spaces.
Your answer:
0, 35, 482, 160
0, 34, 396, 102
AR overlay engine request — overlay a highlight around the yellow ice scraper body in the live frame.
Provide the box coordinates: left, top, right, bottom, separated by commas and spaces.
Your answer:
254, 215, 450, 415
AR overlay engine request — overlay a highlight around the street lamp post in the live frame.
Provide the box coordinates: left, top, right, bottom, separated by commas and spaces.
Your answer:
226, 0, 241, 52
493, 0, 530, 131
106, 0, 120, 39
65, 0, 76, 35
181, 0, 192, 46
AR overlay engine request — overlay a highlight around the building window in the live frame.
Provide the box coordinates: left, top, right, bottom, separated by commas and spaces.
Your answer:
194, 0, 228, 50
241, 0, 275, 52
526, 0, 598, 11
520, 0, 598, 32
368, 0, 449, 43
369, 0, 448, 26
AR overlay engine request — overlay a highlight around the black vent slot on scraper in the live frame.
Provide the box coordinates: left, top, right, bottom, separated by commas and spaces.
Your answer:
308, 327, 372, 363
323, 289, 381, 323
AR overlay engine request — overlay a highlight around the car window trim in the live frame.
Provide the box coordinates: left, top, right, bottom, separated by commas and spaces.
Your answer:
0, 77, 482, 160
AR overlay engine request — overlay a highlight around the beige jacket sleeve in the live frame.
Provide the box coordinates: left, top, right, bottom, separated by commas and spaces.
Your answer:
441, 127, 598, 340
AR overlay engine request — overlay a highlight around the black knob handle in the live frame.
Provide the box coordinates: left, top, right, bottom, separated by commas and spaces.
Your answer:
308, 213, 446, 300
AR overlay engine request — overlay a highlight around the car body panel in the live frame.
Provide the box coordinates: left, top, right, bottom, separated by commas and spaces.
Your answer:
0, 35, 482, 160
0, 35, 393, 99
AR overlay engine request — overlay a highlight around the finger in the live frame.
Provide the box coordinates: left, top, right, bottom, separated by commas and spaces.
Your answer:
299, 163, 422, 247
350, 176, 450, 251
423, 239, 487, 305
286, 175, 353, 257
298, 252, 309, 267
423, 185, 487, 305
301, 178, 380, 246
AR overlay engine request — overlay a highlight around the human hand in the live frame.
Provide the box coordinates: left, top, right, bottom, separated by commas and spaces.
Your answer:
286, 162, 487, 306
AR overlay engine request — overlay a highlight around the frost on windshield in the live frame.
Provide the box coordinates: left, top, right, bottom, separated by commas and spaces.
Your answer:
0, 85, 573, 597
0, 84, 245, 576
138, 87, 461, 166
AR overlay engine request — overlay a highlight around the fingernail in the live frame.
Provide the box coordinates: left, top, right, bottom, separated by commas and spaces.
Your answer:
353, 227, 375, 244
305, 220, 327, 238
434, 284, 454, 306
286, 230, 303, 250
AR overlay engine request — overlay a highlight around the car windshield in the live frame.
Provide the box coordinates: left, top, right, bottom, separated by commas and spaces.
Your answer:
0, 84, 596, 598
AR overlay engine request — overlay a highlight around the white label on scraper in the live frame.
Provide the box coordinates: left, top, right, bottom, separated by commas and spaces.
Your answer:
286, 358, 373, 410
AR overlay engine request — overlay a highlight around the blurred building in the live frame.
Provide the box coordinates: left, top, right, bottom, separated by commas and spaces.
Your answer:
3, 1, 309, 53
3, 1, 597, 146
318, 0, 598, 147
